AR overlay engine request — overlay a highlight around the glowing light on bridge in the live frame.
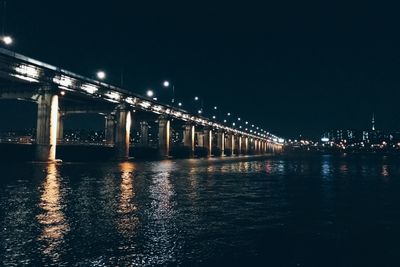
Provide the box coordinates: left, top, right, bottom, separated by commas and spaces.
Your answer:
81, 84, 98, 94
13, 64, 40, 82
139, 101, 151, 109
53, 75, 74, 88
104, 91, 121, 102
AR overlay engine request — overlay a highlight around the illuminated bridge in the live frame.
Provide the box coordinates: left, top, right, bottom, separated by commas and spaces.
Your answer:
0, 47, 284, 161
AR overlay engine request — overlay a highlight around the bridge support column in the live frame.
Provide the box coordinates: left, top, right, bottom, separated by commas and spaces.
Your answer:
254, 139, 260, 154
250, 138, 255, 153
115, 108, 132, 159
217, 131, 225, 156
197, 132, 204, 147
140, 121, 149, 146
35, 91, 59, 161
231, 134, 236, 156
105, 114, 115, 146
57, 112, 64, 142
183, 124, 195, 156
203, 128, 212, 157
236, 136, 241, 155
243, 137, 249, 154
158, 117, 170, 158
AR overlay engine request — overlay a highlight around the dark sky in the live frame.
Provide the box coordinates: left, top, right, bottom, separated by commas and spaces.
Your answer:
2, 0, 400, 138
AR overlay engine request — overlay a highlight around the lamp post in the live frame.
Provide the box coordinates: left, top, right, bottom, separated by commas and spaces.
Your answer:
1, 1, 12, 46
163, 80, 175, 104
194, 96, 204, 115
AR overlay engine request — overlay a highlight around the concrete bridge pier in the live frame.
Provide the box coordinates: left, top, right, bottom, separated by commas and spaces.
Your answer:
250, 138, 255, 153
105, 114, 115, 146
115, 107, 132, 159
243, 136, 249, 154
197, 131, 204, 147
203, 128, 212, 157
224, 133, 231, 154
237, 136, 242, 155
57, 112, 64, 142
217, 131, 225, 156
183, 124, 195, 156
230, 134, 236, 156
35, 89, 59, 161
140, 121, 149, 146
158, 116, 170, 158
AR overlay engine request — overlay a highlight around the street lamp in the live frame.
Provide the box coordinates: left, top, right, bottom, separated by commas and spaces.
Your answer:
162, 80, 175, 104
194, 96, 199, 101
146, 89, 154, 97
1, 35, 12, 45
96, 70, 106, 80
178, 102, 182, 107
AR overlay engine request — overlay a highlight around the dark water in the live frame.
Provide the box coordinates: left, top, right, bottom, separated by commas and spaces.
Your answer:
1, 155, 400, 266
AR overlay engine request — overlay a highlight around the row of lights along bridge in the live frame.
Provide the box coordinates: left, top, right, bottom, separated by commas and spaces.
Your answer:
94, 71, 271, 140
2, 35, 273, 139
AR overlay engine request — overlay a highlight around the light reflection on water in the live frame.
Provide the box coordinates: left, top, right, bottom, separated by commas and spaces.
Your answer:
1, 155, 400, 266
117, 162, 138, 236
36, 163, 69, 264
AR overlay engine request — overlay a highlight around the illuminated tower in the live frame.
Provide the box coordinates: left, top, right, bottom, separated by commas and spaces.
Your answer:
372, 113, 375, 131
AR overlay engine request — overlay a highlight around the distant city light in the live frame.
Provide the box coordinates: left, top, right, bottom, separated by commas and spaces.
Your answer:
163, 80, 170, 87
194, 96, 199, 101
214, 106, 217, 110
321, 137, 329, 142
178, 102, 182, 107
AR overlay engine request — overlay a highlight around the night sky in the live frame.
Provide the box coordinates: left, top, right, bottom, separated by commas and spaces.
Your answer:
1, 1, 400, 138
